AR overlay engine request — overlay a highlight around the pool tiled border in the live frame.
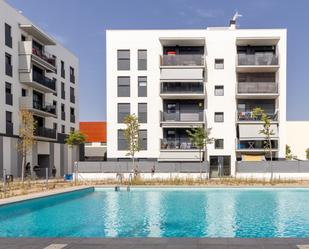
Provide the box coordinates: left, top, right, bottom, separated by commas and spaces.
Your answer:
0, 238, 308, 249
0, 186, 94, 207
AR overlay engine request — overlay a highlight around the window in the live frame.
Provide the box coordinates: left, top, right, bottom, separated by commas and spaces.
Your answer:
118, 103, 130, 123
21, 35, 26, 41
117, 76, 130, 97
139, 130, 147, 150
214, 112, 224, 122
6, 111, 13, 135
21, 88, 27, 97
215, 59, 224, 69
61, 104, 65, 121
70, 87, 75, 103
5, 82, 12, 106
215, 139, 224, 149
5, 23, 12, 48
53, 78, 57, 96
5, 53, 12, 77
215, 85, 224, 96
53, 123, 58, 131
138, 76, 147, 97
117, 50, 130, 70
138, 103, 147, 123
61, 82, 65, 99
61, 60, 65, 78
70, 107, 75, 123
138, 50, 147, 70
70, 127, 75, 132
61, 125, 65, 134
70, 66, 75, 83
6, 111, 12, 123
118, 130, 127, 150
53, 100, 57, 113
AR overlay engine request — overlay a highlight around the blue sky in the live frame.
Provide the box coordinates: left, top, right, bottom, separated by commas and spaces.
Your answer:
6, 0, 309, 121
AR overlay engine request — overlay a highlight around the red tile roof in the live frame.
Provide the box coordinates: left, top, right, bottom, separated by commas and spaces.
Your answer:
80, 122, 106, 143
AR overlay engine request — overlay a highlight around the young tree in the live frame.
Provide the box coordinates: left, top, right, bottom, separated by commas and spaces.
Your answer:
65, 130, 86, 147
124, 114, 140, 172
17, 110, 36, 183
285, 144, 293, 160
252, 107, 275, 181
186, 127, 213, 179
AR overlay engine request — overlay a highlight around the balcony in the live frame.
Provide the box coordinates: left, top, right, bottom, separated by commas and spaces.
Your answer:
6, 122, 13, 136
34, 126, 57, 140
160, 138, 198, 150
5, 93, 13, 106
160, 82, 205, 99
161, 54, 204, 67
19, 41, 56, 73
32, 71, 56, 92
5, 63, 12, 77
236, 54, 279, 72
19, 97, 57, 117
237, 110, 278, 122
236, 139, 279, 152
237, 82, 278, 98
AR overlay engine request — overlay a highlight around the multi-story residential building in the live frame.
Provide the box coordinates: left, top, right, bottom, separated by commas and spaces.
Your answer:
80, 121, 107, 161
0, 1, 79, 178
106, 20, 287, 177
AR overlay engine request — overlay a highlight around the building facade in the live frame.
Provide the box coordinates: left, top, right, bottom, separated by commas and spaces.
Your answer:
80, 122, 107, 161
106, 22, 287, 177
0, 1, 79, 178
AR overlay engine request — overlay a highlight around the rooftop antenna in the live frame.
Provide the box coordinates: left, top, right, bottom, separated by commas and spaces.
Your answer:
230, 11, 242, 29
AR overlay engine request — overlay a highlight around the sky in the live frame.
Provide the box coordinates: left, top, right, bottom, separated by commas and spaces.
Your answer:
6, 0, 309, 121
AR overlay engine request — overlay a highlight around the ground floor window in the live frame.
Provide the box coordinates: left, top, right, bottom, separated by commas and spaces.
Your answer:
209, 156, 231, 178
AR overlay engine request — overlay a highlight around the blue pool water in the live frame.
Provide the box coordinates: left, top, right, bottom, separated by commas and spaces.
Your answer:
0, 187, 309, 238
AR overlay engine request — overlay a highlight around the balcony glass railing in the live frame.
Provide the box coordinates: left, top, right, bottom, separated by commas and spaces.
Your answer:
160, 138, 197, 150
237, 139, 278, 150
32, 47, 56, 67
237, 82, 278, 94
33, 71, 56, 91
160, 111, 204, 122
237, 53, 278, 66
34, 126, 57, 139
161, 82, 204, 94
237, 110, 278, 121
161, 54, 204, 66
33, 100, 57, 115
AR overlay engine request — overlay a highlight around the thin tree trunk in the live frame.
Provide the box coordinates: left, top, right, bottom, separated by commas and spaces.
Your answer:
21, 151, 26, 183
199, 148, 202, 180
269, 137, 273, 182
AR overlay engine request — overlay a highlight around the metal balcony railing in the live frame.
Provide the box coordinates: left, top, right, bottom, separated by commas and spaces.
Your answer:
161, 54, 204, 66
34, 126, 57, 139
33, 100, 56, 115
237, 82, 278, 94
160, 111, 204, 122
33, 71, 56, 91
161, 82, 204, 94
237, 110, 278, 121
32, 47, 56, 67
160, 138, 197, 150
237, 53, 279, 66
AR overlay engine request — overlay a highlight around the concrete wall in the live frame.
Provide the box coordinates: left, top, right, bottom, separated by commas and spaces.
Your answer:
286, 121, 309, 160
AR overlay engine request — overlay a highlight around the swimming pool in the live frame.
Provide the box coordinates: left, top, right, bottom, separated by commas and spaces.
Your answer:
0, 187, 309, 238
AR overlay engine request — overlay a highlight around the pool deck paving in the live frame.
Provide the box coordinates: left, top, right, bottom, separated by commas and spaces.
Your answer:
0, 238, 309, 249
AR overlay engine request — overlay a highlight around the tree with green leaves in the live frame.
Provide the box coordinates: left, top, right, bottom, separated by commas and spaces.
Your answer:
286, 144, 293, 160
65, 130, 86, 147
124, 114, 140, 172
186, 127, 213, 179
306, 148, 309, 160
17, 110, 37, 183
252, 107, 275, 181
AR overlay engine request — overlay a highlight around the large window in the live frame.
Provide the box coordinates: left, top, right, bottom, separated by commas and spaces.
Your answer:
138, 103, 147, 123
139, 130, 147, 150
61, 82, 65, 99
5, 23, 12, 48
215, 85, 224, 96
215, 59, 224, 69
5, 82, 12, 106
5, 53, 12, 77
214, 139, 224, 149
138, 76, 147, 97
117, 50, 130, 70
117, 76, 130, 97
118, 129, 127, 150
118, 103, 130, 123
138, 50, 147, 70
61, 60, 65, 78
70, 66, 75, 83
214, 112, 224, 122
61, 104, 65, 121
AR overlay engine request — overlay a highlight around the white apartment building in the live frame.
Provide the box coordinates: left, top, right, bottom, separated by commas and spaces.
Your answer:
0, 1, 79, 178
106, 20, 287, 177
